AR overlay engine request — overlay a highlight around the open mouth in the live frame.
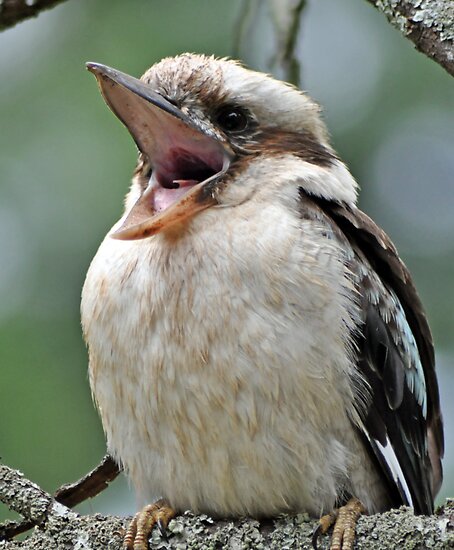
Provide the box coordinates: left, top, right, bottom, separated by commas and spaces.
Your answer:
151, 147, 225, 213
86, 62, 232, 240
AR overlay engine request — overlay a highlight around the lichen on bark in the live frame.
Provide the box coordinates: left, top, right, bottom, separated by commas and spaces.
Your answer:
1, 465, 453, 550
366, 0, 454, 75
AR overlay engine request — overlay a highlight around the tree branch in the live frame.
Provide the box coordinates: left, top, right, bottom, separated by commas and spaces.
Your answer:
268, 0, 307, 86
0, 0, 69, 31
53, 454, 121, 509
366, 0, 454, 76
1, 464, 453, 549
233, 0, 307, 86
0, 456, 120, 540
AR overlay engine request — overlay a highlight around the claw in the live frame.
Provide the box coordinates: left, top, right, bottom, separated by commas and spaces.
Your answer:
123, 499, 175, 550
312, 508, 338, 549
312, 524, 322, 550
157, 518, 169, 540
314, 498, 365, 550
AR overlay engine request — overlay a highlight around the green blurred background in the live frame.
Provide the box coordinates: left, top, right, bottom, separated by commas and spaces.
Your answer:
1, 0, 452, 522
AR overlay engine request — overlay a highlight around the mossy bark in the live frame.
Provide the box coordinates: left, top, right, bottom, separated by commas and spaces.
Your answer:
1, 465, 453, 550
366, 0, 454, 76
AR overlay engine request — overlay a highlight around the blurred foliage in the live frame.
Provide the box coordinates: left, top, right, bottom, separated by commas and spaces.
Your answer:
0, 0, 452, 523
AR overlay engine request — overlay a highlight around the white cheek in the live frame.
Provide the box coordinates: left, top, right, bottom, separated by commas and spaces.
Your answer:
216, 155, 357, 211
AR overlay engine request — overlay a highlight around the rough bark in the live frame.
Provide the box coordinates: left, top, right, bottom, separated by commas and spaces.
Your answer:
366, 0, 454, 76
1, 464, 453, 549
0, 0, 68, 31
0, 0, 452, 548
1, 1, 452, 78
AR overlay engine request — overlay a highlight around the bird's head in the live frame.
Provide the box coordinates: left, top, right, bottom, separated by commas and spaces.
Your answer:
87, 53, 357, 240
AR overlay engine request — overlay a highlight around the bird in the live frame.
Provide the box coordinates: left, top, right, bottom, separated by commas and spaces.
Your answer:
81, 53, 444, 550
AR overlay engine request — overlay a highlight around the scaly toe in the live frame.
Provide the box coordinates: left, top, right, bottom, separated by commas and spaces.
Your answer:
313, 497, 366, 550
312, 509, 339, 549
123, 499, 176, 550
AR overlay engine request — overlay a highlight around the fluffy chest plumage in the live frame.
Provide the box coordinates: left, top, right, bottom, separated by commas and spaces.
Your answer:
81, 199, 370, 516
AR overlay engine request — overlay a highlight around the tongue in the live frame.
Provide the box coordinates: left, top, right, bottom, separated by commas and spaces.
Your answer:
153, 180, 198, 212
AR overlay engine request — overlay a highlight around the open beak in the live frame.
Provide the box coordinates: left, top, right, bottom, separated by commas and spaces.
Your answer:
86, 62, 232, 240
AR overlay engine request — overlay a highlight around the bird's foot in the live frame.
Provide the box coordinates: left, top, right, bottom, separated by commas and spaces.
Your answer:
123, 498, 176, 550
312, 497, 366, 550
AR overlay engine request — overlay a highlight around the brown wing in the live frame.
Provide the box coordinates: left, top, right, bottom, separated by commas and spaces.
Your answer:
306, 192, 444, 513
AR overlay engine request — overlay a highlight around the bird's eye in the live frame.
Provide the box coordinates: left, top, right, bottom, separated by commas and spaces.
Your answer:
215, 106, 249, 133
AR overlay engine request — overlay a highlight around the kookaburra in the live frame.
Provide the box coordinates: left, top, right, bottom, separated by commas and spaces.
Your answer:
81, 54, 444, 550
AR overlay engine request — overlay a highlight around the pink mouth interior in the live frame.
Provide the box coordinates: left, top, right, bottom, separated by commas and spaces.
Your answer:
152, 148, 224, 212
